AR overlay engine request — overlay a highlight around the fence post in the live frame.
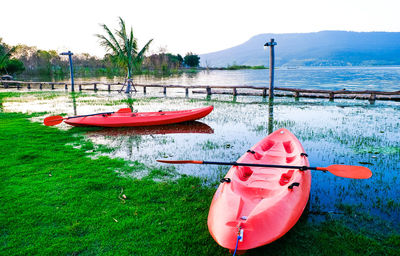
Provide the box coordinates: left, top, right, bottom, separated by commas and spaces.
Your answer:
329, 92, 334, 101
206, 87, 212, 95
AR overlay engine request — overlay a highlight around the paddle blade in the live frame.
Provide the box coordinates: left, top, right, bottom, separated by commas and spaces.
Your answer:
43, 115, 64, 126
157, 160, 203, 164
117, 108, 132, 113
322, 165, 372, 179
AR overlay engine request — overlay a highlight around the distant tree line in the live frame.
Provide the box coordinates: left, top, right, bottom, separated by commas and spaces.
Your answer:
0, 37, 200, 78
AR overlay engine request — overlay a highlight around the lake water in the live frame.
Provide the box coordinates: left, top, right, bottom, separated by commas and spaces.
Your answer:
132, 66, 400, 91
22, 66, 400, 92
3, 66, 400, 237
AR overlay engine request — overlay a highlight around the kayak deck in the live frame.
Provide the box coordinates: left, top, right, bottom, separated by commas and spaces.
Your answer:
64, 106, 213, 127
207, 128, 311, 251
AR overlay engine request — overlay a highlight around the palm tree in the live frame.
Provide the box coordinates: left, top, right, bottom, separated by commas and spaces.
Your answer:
96, 17, 153, 93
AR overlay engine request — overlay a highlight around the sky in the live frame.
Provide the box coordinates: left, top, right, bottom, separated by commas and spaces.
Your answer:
1, 0, 399, 57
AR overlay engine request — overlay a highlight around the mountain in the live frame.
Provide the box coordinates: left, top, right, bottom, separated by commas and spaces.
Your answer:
199, 31, 400, 67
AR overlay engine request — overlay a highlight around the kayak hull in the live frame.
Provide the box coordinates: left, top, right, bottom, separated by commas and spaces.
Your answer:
207, 128, 311, 251
64, 106, 213, 127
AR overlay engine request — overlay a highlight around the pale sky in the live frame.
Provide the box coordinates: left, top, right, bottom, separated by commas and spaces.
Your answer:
1, 0, 399, 57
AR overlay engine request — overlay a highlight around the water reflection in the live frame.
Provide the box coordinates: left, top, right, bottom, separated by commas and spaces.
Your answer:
70, 92, 78, 115
268, 98, 274, 134
85, 121, 214, 136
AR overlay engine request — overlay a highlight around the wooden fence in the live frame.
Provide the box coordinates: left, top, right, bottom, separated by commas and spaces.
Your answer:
1, 80, 399, 101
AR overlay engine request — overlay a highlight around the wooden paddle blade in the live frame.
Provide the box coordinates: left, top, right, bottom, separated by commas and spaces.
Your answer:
157, 160, 203, 164
43, 115, 64, 126
322, 165, 372, 179
117, 108, 132, 113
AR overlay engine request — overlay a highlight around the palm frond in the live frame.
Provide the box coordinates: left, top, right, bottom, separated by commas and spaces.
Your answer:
97, 24, 123, 55
136, 39, 153, 60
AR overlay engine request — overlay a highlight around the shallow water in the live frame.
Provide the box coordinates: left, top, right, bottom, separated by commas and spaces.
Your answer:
1, 90, 399, 235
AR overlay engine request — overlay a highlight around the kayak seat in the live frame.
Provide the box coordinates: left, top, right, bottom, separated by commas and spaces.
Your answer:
283, 141, 294, 154
236, 166, 253, 181
260, 140, 275, 152
279, 170, 295, 185
233, 182, 274, 199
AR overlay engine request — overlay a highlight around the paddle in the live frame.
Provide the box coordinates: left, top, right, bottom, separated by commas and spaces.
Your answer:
156, 160, 372, 179
43, 108, 131, 126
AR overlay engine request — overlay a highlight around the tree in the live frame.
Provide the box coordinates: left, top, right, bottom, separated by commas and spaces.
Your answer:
96, 17, 153, 93
183, 53, 200, 67
0, 39, 24, 75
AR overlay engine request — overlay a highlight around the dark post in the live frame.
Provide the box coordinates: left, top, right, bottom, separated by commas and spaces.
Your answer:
264, 39, 277, 99
206, 86, 212, 96
60, 51, 75, 91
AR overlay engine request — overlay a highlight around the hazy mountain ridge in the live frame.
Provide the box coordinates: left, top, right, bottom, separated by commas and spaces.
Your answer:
199, 31, 400, 67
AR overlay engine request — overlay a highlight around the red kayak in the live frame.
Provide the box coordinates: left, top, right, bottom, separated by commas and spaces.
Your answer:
64, 106, 213, 127
207, 128, 311, 253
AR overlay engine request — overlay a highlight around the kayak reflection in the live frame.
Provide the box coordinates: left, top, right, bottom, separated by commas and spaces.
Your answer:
85, 121, 214, 136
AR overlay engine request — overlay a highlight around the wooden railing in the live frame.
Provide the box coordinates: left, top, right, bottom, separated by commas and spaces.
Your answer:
1, 80, 399, 101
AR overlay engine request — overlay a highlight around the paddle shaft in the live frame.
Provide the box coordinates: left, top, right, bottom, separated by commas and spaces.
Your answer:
201, 161, 321, 171
157, 160, 371, 179
64, 112, 115, 120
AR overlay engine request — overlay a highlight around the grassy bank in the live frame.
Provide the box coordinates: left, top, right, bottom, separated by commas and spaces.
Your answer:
0, 93, 399, 255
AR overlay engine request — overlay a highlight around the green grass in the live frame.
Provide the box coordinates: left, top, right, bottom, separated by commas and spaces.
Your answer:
0, 112, 221, 255
1, 95, 399, 255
